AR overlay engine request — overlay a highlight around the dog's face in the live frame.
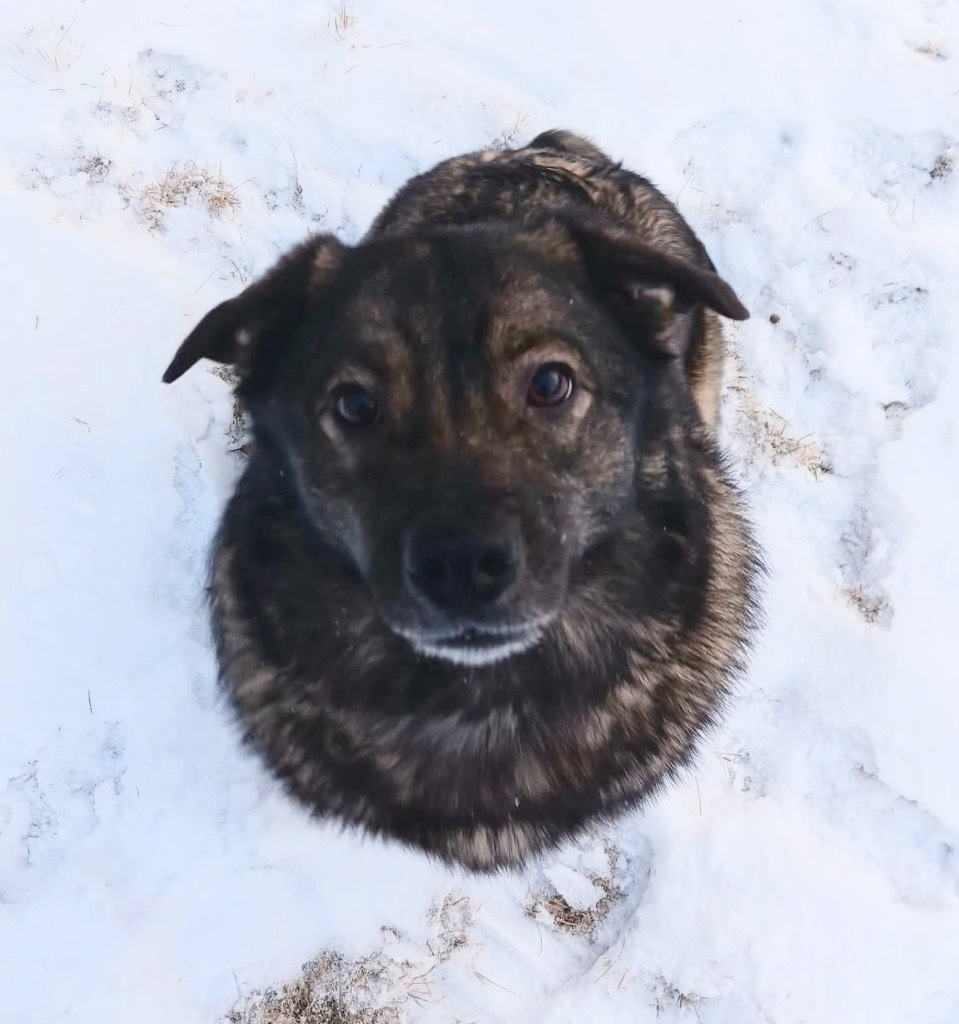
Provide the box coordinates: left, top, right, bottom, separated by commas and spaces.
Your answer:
257, 234, 641, 666
164, 214, 747, 666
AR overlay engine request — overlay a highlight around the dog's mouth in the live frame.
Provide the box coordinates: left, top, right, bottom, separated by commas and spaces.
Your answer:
394, 621, 548, 667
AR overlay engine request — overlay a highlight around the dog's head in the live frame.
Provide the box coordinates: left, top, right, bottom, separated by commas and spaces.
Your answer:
164, 212, 747, 667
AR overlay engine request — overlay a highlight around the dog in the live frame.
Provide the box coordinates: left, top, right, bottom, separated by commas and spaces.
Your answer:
163, 129, 762, 871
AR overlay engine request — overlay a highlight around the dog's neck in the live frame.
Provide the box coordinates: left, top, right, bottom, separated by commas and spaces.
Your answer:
207, 455, 759, 870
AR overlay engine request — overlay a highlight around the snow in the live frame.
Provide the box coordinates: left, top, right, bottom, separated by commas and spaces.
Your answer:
1, 0, 957, 1021
542, 865, 605, 914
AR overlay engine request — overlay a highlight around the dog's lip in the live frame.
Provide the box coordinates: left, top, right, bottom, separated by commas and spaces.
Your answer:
394, 619, 550, 667
433, 627, 524, 649
392, 616, 551, 647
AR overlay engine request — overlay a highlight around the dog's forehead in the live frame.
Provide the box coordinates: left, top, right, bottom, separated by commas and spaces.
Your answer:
334, 233, 581, 359
482, 263, 584, 353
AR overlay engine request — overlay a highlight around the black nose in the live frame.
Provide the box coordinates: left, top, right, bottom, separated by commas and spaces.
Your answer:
405, 528, 521, 613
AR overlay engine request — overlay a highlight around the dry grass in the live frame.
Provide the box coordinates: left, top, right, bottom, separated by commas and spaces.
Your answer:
715, 749, 765, 797
725, 348, 831, 476
331, 2, 354, 40
77, 151, 112, 183
206, 365, 248, 451
225, 895, 477, 1024
208, 365, 240, 387
843, 584, 892, 626
838, 508, 895, 627
527, 874, 619, 937
912, 41, 947, 61
488, 107, 530, 151
225, 951, 399, 1024
652, 976, 705, 1017
227, 402, 248, 451
425, 893, 474, 962
140, 163, 241, 228
930, 151, 954, 181
882, 400, 909, 422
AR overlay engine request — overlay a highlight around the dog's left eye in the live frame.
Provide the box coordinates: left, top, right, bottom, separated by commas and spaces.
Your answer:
333, 384, 379, 427
527, 362, 575, 408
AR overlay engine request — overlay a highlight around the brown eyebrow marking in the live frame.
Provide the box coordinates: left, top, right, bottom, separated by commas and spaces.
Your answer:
325, 320, 417, 417
492, 328, 587, 361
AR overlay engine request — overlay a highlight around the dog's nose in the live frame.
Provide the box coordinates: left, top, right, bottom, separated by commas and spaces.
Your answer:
404, 527, 521, 613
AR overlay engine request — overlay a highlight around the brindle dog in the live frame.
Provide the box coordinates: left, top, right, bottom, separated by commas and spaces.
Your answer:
163, 129, 762, 871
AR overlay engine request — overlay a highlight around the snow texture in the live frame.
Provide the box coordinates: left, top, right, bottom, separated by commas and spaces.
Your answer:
1, 0, 957, 1022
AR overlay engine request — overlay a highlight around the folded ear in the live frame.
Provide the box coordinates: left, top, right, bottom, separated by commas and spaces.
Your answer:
530, 210, 748, 359
162, 234, 346, 385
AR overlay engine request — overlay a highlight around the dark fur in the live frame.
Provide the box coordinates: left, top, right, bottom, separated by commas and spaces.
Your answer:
163, 131, 762, 871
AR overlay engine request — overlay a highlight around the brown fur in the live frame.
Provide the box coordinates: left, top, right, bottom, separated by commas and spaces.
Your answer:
162, 130, 761, 871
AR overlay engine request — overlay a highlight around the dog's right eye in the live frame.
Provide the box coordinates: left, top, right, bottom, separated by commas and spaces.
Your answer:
527, 362, 575, 408
333, 384, 379, 427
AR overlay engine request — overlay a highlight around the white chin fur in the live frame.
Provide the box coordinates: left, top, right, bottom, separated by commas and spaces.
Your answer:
408, 630, 541, 667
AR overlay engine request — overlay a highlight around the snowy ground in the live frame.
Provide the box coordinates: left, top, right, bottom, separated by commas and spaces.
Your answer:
2, 1, 958, 1021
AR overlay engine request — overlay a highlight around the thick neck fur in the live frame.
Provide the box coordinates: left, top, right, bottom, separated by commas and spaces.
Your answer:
210, 423, 760, 872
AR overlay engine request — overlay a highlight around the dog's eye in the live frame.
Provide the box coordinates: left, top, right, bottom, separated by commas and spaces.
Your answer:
527, 362, 575, 408
333, 384, 379, 427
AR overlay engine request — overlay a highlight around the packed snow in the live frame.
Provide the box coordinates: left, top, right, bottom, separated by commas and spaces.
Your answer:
1, 0, 957, 1021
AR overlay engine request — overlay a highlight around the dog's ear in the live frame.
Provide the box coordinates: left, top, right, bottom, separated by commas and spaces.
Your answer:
528, 211, 748, 358
162, 234, 346, 385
